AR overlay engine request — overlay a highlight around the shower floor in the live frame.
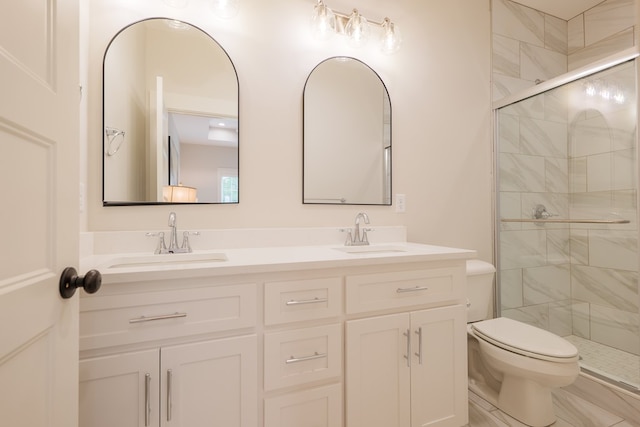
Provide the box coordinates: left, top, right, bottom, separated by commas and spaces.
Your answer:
565, 335, 640, 390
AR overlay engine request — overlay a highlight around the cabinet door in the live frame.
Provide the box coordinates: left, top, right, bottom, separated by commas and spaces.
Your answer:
160, 334, 257, 427
346, 313, 411, 427
264, 384, 343, 427
410, 305, 467, 427
79, 349, 160, 427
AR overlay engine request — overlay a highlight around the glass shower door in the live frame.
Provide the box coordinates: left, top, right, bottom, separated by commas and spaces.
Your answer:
496, 59, 639, 390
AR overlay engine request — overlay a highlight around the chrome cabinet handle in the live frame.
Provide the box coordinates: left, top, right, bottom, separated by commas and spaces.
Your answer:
403, 329, 411, 368
129, 312, 187, 323
415, 327, 423, 365
144, 373, 151, 427
167, 369, 173, 421
285, 297, 328, 306
396, 286, 429, 293
286, 352, 327, 364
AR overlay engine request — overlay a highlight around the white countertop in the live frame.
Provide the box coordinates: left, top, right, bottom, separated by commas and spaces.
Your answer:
82, 242, 477, 284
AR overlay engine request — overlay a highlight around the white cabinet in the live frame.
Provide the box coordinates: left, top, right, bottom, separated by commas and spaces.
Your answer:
80, 349, 160, 427
79, 280, 258, 427
161, 335, 257, 427
79, 335, 257, 427
345, 264, 468, 427
346, 305, 467, 427
263, 276, 344, 427
80, 254, 470, 427
264, 384, 343, 427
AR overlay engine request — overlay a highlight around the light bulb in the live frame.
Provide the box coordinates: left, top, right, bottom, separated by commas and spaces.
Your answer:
345, 9, 370, 48
380, 18, 401, 54
311, 0, 336, 40
212, 0, 239, 19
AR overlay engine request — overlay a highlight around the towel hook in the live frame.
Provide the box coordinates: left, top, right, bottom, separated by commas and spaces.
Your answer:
105, 127, 126, 156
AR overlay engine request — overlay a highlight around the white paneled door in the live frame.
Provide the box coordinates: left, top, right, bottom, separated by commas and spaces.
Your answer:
0, 1, 81, 427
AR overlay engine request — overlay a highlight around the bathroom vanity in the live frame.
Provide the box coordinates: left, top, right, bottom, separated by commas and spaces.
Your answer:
78, 232, 474, 427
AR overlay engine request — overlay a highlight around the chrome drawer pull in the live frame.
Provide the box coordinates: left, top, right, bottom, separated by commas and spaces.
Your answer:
129, 312, 187, 323
286, 297, 328, 306
396, 286, 429, 293
286, 351, 327, 364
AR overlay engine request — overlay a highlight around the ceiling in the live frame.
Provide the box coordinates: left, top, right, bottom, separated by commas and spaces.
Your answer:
510, 0, 604, 20
170, 112, 238, 148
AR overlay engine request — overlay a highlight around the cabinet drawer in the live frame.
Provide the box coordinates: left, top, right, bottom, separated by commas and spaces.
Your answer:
264, 324, 342, 390
264, 277, 342, 325
265, 383, 343, 427
345, 267, 464, 314
80, 283, 257, 351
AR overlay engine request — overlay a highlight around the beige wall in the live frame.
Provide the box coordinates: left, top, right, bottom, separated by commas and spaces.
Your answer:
81, 0, 494, 260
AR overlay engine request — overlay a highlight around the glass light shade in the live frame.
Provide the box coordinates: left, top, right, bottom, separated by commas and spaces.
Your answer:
345, 9, 370, 48
311, 0, 336, 40
212, 0, 239, 19
380, 18, 401, 54
163, 185, 197, 203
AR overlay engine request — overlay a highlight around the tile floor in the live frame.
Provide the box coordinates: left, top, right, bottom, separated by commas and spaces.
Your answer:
467, 389, 638, 426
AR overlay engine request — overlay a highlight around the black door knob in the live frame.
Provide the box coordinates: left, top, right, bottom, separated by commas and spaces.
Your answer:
59, 267, 102, 299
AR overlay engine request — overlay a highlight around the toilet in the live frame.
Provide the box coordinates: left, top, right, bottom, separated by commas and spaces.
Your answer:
466, 260, 580, 427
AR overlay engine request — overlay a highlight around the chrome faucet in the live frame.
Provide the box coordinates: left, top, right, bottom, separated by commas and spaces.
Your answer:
343, 212, 372, 246
167, 212, 180, 253
146, 212, 199, 254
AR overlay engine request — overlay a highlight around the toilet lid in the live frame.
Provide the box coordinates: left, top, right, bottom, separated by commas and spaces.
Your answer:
471, 317, 578, 361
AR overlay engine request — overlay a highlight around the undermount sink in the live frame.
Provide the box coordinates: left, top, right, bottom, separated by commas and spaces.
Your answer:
102, 252, 228, 269
333, 245, 409, 254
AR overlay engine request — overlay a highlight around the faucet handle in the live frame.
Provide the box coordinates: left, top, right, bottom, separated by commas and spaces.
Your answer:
146, 232, 166, 254
361, 227, 374, 245
181, 231, 200, 252
339, 228, 354, 246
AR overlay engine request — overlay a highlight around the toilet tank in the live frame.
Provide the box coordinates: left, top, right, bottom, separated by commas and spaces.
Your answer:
466, 260, 496, 322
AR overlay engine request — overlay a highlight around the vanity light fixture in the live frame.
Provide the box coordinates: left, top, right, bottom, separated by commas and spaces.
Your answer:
380, 17, 402, 54
310, 0, 336, 40
344, 9, 369, 48
310, 0, 402, 54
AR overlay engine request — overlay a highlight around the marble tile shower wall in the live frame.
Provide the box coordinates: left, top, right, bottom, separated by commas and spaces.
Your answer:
498, 62, 639, 356
492, 0, 636, 102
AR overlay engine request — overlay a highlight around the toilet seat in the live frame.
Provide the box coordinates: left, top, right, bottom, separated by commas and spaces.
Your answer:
471, 317, 578, 362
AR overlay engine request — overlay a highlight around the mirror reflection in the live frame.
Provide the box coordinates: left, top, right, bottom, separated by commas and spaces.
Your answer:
103, 18, 239, 205
303, 57, 391, 205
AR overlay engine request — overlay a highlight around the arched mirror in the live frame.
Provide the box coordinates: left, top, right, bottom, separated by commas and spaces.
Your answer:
303, 57, 391, 205
103, 18, 239, 205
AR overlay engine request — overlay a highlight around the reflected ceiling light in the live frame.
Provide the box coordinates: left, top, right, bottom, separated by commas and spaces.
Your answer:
212, 0, 240, 19
165, 19, 190, 30
310, 1, 401, 54
583, 79, 626, 104
311, 0, 336, 40
163, 185, 197, 203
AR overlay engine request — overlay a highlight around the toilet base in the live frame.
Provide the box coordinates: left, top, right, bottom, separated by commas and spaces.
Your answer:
498, 375, 556, 426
